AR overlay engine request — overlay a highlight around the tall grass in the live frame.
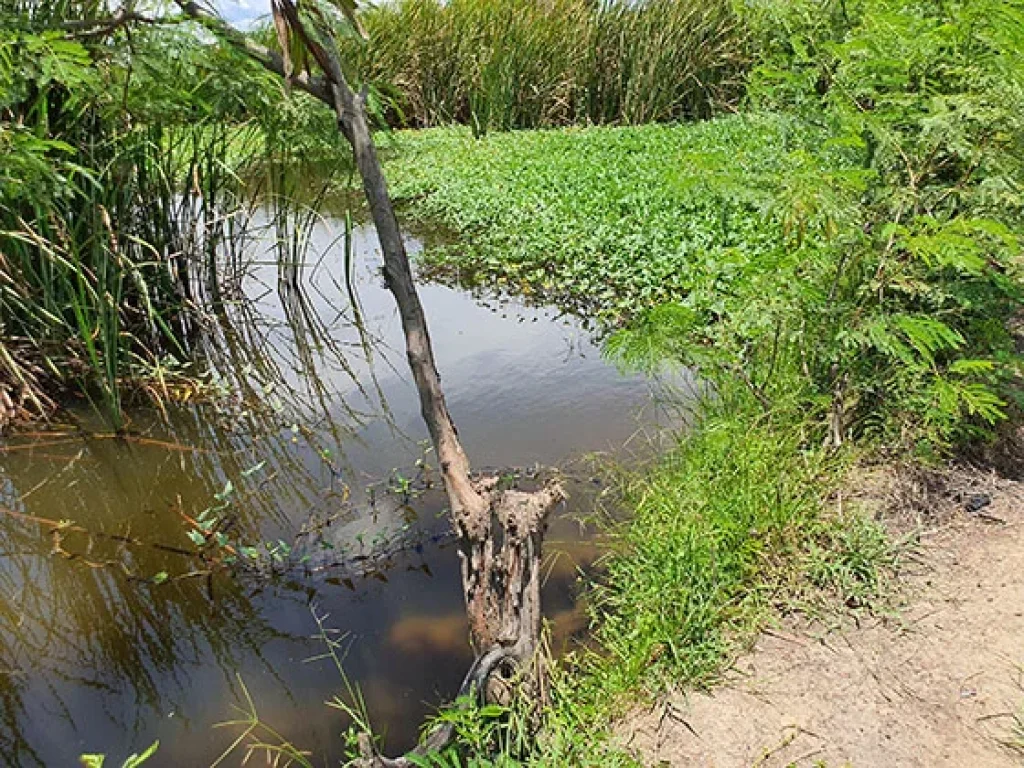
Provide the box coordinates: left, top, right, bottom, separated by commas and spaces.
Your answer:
3, 15, 218, 428
0, 3, 350, 430
1, 121, 246, 429
348, 0, 749, 131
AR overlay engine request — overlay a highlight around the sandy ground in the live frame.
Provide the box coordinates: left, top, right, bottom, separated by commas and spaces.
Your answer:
617, 468, 1024, 767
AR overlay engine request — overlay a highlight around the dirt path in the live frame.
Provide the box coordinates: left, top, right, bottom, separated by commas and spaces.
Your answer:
618, 471, 1024, 767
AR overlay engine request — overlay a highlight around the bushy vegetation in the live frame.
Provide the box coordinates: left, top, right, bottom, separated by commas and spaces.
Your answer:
346, 0, 748, 131
378, 0, 1024, 747
0, 3, 350, 428
390, 0, 1024, 454
3, 0, 1022, 764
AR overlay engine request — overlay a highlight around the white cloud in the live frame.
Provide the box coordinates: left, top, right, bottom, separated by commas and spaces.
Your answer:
215, 0, 269, 28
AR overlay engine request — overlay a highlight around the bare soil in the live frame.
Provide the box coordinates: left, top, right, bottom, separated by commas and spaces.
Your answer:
617, 466, 1024, 767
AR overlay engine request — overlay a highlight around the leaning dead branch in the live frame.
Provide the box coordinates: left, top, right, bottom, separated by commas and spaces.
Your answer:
170, 1, 565, 761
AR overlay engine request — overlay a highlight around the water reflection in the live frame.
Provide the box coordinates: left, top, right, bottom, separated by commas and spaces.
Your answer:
0, 218, 672, 765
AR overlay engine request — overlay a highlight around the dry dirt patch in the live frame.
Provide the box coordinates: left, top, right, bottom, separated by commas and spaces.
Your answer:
618, 470, 1024, 767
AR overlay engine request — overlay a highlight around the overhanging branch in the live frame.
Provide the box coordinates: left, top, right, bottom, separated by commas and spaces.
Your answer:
62, 9, 164, 38
173, 1, 334, 105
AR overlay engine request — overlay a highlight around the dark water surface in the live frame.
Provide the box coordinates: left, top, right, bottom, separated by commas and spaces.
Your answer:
0, 220, 673, 766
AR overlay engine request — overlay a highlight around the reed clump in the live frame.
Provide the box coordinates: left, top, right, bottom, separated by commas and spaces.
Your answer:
349, 0, 749, 131
1, 11, 241, 429
0, 3, 349, 430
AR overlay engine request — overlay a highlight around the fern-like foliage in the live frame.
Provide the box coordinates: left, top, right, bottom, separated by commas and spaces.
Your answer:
608, 0, 1024, 453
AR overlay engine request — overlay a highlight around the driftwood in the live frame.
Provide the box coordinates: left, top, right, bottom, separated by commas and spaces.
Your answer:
173, 3, 565, 762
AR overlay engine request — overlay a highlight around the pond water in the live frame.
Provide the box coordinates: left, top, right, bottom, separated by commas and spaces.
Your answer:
0, 217, 677, 766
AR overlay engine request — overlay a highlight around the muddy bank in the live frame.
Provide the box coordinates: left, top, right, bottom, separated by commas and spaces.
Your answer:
617, 466, 1024, 767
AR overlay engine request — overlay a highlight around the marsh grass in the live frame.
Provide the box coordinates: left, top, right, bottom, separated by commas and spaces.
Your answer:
1, 9, 232, 427
348, 0, 748, 132
0, 6, 354, 429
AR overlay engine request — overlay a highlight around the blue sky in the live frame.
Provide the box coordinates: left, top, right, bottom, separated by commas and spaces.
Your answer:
216, 0, 269, 28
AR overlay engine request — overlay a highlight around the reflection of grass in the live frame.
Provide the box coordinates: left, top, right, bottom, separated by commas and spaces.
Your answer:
0, 487, 292, 765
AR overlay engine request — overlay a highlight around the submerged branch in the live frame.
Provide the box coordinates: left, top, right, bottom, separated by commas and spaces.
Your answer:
0, 504, 198, 558
355, 643, 524, 768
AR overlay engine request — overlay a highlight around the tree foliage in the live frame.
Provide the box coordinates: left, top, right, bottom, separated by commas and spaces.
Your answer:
613, 0, 1024, 451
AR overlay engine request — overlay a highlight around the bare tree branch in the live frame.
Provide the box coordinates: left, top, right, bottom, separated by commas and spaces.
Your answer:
175, 1, 334, 104
166, 3, 566, 762
62, 8, 161, 38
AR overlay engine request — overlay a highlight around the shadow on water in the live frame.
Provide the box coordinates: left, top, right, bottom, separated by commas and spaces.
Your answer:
0, 215, 689, 765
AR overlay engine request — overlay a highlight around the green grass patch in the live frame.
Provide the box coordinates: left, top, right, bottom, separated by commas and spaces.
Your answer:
591, 403, 838, 692
385, 113, 844, 326
579, 385, 900, 701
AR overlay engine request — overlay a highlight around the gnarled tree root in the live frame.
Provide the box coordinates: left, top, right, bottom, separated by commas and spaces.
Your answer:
354, 643, 522, 768
355, 480, 564, 767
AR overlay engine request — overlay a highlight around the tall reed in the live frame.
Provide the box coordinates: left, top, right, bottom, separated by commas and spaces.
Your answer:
0, 3, 319, 429
348, 0, 749, 131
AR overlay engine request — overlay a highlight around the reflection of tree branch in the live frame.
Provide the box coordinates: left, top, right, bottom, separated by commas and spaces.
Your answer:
0, 505, 196, 558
